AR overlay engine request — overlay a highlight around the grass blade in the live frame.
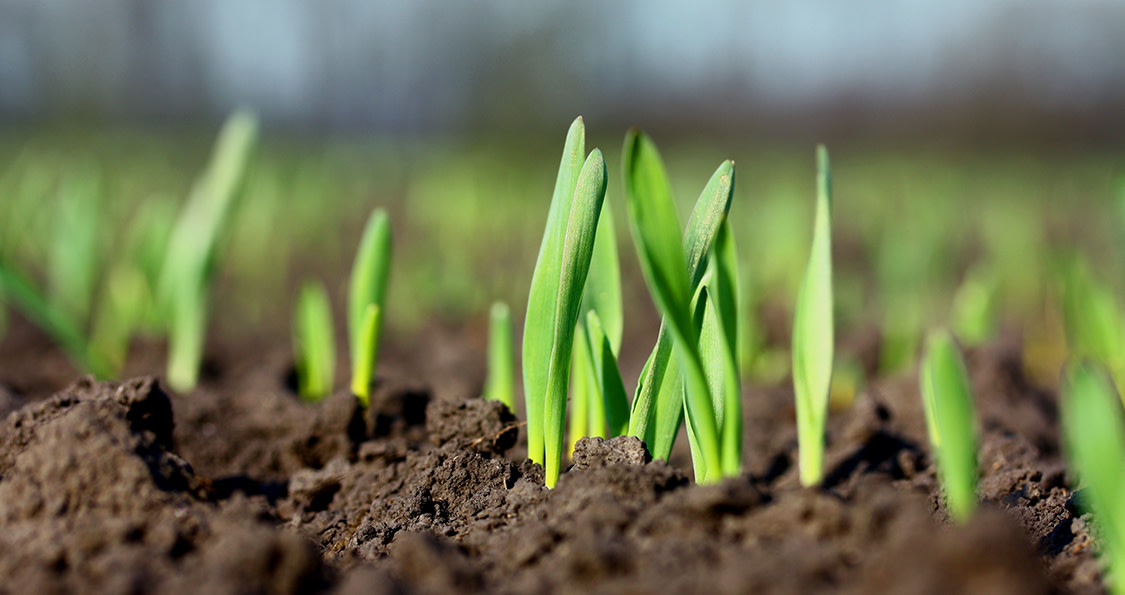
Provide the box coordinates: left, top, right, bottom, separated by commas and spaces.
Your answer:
350, 304, 381, 407
541, 148, 608, 487
482, 301, 515, 410
294, 281, 336, 401
623, 130, 727, 483
523, 117, 585, 468
628, 156, 736, 461
1062, 363, 1125, 595
0, 261, 112, 378
709, 221, 742, 477
162, 110, 259, 392
792, 144, 834, 487
348, 208, 392, 391
920, 330, 979, 523
48, 164, 101, 326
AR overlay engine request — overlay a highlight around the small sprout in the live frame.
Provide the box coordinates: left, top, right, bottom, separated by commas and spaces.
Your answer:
792, 144, 834, 487
537, 148, 607, 488
348, 208, 392, 404
0, 261, 112, 378
48, 163, 102, 326
483, 301, 515, 411
919, 329, 979, 523
161, 110, 259, 393
293, 281, 336, 401
350, 304, 381, 408
1062, 363, 1125, 595
523, 117, 586, 474
622, 129, 735, 484
951, 264, 998, 347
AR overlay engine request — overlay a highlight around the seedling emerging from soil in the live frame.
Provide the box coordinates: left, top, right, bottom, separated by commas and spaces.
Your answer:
622, 129, 736, 484
48, 164, 102, 326
159, 110, 259, 393
523, 117, 608, 487
348, 209, 392, 406
919, 329, 979, 523
293, 281, 336, 401
1061, 258, 1125, 399
1062, 363, 1125, 595
483, 301, 515, 410
0, 262, 112, 378
792, 144, 834, 487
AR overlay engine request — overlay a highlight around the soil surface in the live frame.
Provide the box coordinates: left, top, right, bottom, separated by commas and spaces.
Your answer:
0, 317, 1112, 594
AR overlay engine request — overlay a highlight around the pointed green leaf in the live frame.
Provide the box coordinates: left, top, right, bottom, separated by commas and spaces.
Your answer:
792, 144, 834, 487
1062, 363, 1125, 595
920, 330, 979, 523
348, 209, 392, 393
523, 117, 585, 467
623, 130, 727, 483
294, 281, 336, 402
541, 149, 608, 487
483, 301, 515, 410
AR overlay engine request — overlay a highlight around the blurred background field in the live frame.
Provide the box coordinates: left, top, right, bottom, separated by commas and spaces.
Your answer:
1, 0, 1124, 390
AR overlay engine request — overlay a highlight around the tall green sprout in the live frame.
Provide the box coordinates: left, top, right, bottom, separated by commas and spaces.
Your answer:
523, 117, 608, 487
160, 110, 259, 393
349, 209, 393, 407
483, 301, 515, 410
920, 329, 979, 523
1062, 364, 1125, 595
792, 144, 834, 487
523, 117, 585, 480
622, 129, 736, 484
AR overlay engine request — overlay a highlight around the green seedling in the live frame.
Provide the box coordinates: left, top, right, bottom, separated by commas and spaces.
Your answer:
0, 262, 112, 378
622, 129, 735, 484
951, 265, 998, 347
348, 208, 393, 405
1062, 363, 1125, 595
1060, 257, 1125, 397
483, 301, 515, 410
293, 281, 336, 401
48, 164, 102, 326
524, 118, 587, 479
522, 117, 608, 487
159, 110, 259, 393
920, 329, 979, 523
792, 144, 834, 487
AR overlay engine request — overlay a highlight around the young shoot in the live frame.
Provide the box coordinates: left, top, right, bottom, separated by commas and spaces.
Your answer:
792, 144, 834, 487
293, 281, 336, 401
348, 208, 393, 405
622, 129, 736, 484
526, 143, 607, 488
483, 301, 515, 411
523, 116, 585, 483
919, 329, 979, 523
1062, 363, 1125, 595
160, 110, 259, 393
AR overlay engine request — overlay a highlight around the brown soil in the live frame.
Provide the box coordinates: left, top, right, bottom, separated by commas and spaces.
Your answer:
0, 316, 1110, 595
